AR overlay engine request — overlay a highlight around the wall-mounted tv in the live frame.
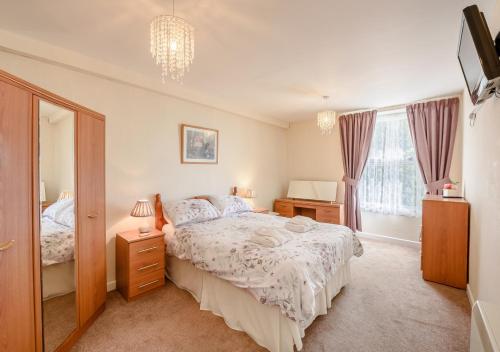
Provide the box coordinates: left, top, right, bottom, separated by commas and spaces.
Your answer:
458, 5, 500, 105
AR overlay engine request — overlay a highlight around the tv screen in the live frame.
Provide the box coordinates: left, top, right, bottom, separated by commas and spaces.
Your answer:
457, 5, 500, 105
458, 19, 484, 102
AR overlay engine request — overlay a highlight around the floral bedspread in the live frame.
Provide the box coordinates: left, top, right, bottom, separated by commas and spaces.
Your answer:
167, 212, 363, 326
41, 217, 75, 266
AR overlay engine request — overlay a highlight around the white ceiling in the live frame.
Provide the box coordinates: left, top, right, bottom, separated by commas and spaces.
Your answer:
0, 0, 496, 122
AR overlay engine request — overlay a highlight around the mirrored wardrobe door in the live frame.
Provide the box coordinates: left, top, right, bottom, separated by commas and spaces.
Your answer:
37, 99, 77, 351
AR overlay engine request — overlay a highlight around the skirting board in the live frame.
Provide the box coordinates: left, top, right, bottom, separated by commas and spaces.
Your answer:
467, 284, 476, 307
356, 231, 421, 249
107, 280, 116, 292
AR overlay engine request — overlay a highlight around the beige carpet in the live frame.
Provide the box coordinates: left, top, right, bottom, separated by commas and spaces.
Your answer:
43, 292, 77, 352
71, 238, 471, 352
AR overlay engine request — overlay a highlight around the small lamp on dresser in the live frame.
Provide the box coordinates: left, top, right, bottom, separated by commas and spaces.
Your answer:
130, 199, 154, 235
58, 190, 73, 200
40, 181, 46, 202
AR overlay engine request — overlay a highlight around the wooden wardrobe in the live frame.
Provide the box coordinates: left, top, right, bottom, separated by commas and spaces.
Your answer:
0, 69, 106, 351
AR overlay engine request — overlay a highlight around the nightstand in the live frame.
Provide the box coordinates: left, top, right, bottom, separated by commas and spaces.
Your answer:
253, 207, 269, 214
116, 229, 165, 301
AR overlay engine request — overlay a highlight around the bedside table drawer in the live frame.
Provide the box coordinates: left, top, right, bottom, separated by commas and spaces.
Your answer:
129, 269, 165, 298
130, 255, 164, 276
129, 237, 164, 260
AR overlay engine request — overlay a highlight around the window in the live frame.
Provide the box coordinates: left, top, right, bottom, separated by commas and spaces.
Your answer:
358, 109, 425, 217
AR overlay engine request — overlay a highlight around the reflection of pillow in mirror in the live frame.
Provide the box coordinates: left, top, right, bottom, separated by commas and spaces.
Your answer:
54, 204, 75, 228
208, 195, 252, 216
43, 198, 73, 221
165, 199, 220, 226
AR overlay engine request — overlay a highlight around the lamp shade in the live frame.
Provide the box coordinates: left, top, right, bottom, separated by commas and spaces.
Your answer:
245, 189, 256, 199
40, 181, 46, 202
58, 190, 73, 201
130, 200, 153, 218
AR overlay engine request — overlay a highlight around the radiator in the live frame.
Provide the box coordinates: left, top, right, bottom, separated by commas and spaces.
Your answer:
470, 301, 500, 352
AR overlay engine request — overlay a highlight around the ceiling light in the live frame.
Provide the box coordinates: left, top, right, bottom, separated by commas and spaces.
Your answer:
317, 96, 336, 135
150, 0, 194, 82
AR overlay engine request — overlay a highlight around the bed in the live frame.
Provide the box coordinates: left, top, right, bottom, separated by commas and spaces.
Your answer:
41, 199, 76, 299
155, 194, 363, 352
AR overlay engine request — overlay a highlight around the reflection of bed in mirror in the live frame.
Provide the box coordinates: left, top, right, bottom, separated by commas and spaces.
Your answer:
41, 198, 76, 300
38, 99, 78, 352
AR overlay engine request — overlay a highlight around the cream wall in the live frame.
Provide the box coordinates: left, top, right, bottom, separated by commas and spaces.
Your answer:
287, 107, 463, 242
461, 0, 500, 308
0, 50, 288, 288
40, 115, 75, 202
287, 119, 345, 203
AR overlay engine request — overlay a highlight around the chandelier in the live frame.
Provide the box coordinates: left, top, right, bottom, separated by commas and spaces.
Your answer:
317, 96, 336, 135
150, 0, 194, 82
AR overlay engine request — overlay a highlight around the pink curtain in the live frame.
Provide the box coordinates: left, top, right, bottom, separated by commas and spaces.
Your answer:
406, 98, 459, 195
339, 110, 377, 231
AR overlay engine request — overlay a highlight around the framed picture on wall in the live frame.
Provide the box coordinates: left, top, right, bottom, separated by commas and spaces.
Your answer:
181, 124, 219, 164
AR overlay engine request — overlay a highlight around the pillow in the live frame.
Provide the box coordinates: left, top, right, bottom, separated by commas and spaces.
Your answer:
42, 198, 73, 221
164, 199, 220, 226
54, 203, 75, 228
208, 195, 252, 216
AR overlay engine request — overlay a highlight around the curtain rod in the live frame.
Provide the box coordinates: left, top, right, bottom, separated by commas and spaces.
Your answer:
338, 93, 462, 117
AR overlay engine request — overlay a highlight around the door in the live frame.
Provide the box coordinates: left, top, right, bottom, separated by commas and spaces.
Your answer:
0, 80, 36, 350
77, 111, 106, 325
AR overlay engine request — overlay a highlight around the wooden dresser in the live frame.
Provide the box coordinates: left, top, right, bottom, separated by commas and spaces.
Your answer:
274, 198, 344, 225
421, 195, 469, 289
116, 229, 166, 301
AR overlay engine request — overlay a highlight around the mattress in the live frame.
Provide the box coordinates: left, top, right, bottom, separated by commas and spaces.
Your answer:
166, 255, 350, 352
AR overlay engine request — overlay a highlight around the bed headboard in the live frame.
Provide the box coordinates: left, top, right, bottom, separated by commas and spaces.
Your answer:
154, 193, 214, 231
154, 194, 168, 231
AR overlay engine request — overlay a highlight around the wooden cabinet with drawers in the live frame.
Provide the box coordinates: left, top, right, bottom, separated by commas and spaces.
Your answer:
116, 229, 166, 301
421, 195, 469, 289
273, 198, 344, 225
274, 200, 294, 217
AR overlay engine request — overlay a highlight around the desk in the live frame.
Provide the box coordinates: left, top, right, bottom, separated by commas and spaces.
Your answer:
273, 198, 344, 225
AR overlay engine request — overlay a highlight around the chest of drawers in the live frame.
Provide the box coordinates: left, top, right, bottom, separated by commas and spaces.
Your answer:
116, 229, 165, 300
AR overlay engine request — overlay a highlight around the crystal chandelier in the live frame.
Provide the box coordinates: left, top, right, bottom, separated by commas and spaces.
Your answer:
150, 0, 194, 82
317, 96, 336, 135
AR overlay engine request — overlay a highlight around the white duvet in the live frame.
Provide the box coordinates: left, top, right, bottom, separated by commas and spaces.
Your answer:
166, 212, 362, 327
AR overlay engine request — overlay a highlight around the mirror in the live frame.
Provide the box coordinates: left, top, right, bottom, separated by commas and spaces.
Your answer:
38, 100, 76, 351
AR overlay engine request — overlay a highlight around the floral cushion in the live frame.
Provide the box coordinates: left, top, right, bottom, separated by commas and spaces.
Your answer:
165, 199, 220, 226
208, 195, 252, 216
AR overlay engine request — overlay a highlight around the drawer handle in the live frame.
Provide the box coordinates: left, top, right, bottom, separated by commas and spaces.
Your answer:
138, 279, 160, 289
0, 240, 15, 251
137, 246, 158, 254
137, 262, 159, 271
87, 213, 98, 219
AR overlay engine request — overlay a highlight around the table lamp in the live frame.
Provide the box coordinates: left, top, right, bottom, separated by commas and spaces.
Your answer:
130, 199, 153, 235
58, 190, 73, 201
40, 181, 46, 202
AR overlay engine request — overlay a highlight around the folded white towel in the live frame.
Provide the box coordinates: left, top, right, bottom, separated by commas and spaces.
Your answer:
289, 215, 317, 226
249, 227, 292, 247
285, 222, 318, 233
285, 216, 318, 233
